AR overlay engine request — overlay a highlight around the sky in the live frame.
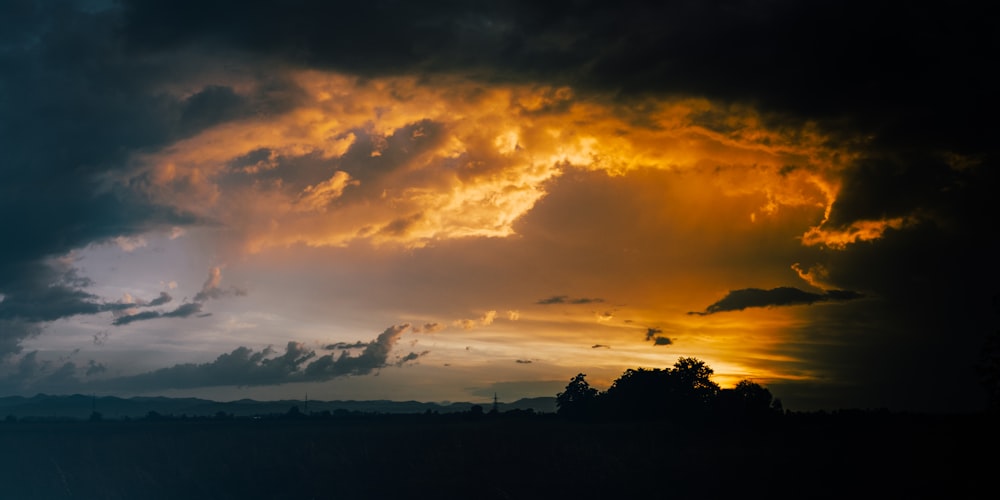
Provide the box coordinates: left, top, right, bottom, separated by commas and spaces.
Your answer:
1, 0, 996, 413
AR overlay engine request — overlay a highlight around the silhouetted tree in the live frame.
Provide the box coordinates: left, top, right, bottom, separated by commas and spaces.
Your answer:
556, 373, 598, 419
465, 404, 484, 421
718, 379, 777, 420
602, 358, 719, 421
734, 380, 773, 412
671, 357, 720, 404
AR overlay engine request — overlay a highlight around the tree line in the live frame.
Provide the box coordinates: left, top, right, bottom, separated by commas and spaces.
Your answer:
556, 357, 782, 422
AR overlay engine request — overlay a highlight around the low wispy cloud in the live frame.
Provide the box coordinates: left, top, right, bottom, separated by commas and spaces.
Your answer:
112, 267, 243, 326
452, 310, 504, 330
411, 322, 444, 334
689, 287, 864, 315
112, 302, 203, 326
325, 341, 368, 350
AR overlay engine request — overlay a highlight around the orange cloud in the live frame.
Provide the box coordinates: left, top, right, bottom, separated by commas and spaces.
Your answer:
801, 216, 916, 249
128, 71, 854, 257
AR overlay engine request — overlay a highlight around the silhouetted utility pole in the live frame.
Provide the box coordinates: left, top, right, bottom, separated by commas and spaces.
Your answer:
492, 393, 499, 414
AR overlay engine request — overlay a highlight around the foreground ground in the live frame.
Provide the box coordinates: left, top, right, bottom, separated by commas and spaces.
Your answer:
1, 412, 995, 499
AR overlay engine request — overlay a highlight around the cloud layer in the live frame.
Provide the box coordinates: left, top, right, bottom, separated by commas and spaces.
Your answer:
0, 0, 995, 412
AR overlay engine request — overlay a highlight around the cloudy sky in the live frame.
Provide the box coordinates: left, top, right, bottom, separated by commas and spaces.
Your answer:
1, 0, 995, 412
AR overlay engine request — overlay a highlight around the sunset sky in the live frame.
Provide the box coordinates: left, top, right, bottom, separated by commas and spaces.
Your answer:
1, 0, 995, 413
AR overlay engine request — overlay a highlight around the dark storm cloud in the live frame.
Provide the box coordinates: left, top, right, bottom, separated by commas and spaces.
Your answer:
117, 0, 994, 149
2, 0, 995, 412
690, 287, 863, 316
0, 261, 185, 354
0, 1, 287, 355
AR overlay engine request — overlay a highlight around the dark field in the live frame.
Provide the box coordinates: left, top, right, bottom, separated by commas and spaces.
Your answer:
1, 413, 995, 499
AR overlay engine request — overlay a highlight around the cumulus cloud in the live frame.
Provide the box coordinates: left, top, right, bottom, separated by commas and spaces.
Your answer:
303, 324, 413, 379
193, 267, 246, 302
89, 324, 415, 391
481, 310, 497, 326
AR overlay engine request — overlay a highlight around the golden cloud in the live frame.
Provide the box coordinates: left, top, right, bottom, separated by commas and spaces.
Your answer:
130, 71, 856, 255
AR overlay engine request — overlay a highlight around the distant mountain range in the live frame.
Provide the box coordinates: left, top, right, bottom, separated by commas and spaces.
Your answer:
0, 394, 557, 420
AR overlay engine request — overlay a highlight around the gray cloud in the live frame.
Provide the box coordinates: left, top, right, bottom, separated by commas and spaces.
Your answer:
1, 0, 995, 412
325, 341, 368, 350
536, 295, 568, 305
652, 337, 672, 346
412, 322, 444, 334
112, 301, 205, 326
111, 268, 240, 326
689, 287, 863, 316
147, 292, 172, 307
0, 350, 84, 394
90, 324, 414, 392
86, 360, 107, 377
644, 328, 662, 341
395, 351, 430, 367
304, 324, 413, 379
537, 295, 604, 305
642, 327, 671, 346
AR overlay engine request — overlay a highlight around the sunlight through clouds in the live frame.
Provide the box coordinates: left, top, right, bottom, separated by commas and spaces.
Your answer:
130, 71, 849, 258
